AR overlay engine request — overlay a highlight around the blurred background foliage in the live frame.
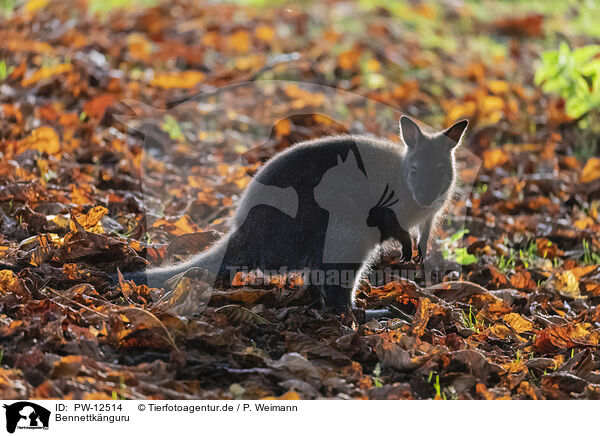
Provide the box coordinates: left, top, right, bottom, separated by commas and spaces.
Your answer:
1, 0, 599, 152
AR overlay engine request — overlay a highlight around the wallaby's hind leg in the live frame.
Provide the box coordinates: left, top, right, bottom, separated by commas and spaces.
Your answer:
320, 262, 362, 313
306, 284, 325, 310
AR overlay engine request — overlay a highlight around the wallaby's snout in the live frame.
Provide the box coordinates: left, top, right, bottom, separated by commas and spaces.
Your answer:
411, 174, 445, 207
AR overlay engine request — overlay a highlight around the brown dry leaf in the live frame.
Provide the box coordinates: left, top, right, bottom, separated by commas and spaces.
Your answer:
493, 14, 544, 38
535, 323, 600, 353
503, 313, 533, 334
409, 297, 439, 337
510, 271, 537, 290
51, 355, 84, 377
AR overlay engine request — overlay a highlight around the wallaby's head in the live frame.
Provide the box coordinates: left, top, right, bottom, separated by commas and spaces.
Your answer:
400, 116, 468, 207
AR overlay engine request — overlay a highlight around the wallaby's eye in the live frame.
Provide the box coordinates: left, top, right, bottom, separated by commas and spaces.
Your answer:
410, 165, 417, 175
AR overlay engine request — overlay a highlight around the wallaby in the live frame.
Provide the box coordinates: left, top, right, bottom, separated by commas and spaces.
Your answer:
122, 116, 468, 314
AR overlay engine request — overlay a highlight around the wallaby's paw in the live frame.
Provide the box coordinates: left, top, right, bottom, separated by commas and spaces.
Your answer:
414, 246, 425, 264
399, 248, 412, 263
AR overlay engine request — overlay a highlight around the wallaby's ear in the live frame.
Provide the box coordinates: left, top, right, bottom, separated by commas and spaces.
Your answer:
443, 119, 468, 148
399, 115, 424, 148
337, 154, 344, 166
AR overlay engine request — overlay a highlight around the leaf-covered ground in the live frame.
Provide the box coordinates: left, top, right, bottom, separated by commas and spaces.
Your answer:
1, 0, 600, 399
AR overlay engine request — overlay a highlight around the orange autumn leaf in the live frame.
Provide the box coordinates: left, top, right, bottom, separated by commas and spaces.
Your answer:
17, 126, 60, 154
487, 80, 509, 94
338, 49, 361, 70
580, 157, 600, 183
255, 26, 275, 42
261, 390, 301, 400
128, 33, 153, 62
0, 270, 26, 296
152, 215, 200, 236
503, 313, 533, 333
486, 324, 512, 339
83, 95, 116, 120
21, 63, 72, 87
574, 217, 596, 230
71, 184, 93, 206
229, 30, 250, 52
151, 71, 205, 89
569, 265, 598, 279
274, 118, 291, 137
510, 271, 536, 290
70, 206, 108, 232
551, 270, 582, 299
483, 148, 509, 169
24, 0, 49, 12
502, 359, 527, 374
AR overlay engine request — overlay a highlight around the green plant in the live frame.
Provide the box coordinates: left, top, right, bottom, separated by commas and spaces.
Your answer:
497, 252, 515, 273
161, 114, 185, 141
535, 43, 600, 121
0, 0, 16, 16
519, 241, 537, 269
372, 362, 383, 388
89, 0, 158, 14
0, 59, 13, 80
428, 372, 446, 400
441, 229, 478, 266
111, 374, 126, 400
475, 183, 488, 195
461, 306, 485, 332
582, 239, 600, 266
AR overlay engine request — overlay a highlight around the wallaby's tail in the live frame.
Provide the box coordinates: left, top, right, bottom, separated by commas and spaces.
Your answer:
114, 236, 230, 290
